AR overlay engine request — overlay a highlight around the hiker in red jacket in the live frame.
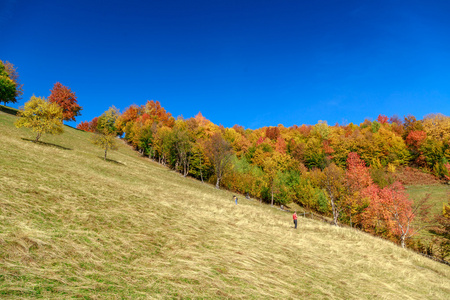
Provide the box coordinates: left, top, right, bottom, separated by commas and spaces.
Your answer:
293, 211, 297, 229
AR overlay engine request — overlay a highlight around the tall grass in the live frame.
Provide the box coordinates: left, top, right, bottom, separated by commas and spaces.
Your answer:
1, 110, 449, 299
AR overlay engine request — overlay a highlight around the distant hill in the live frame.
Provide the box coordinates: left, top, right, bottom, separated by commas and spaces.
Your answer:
0, 110, 449, 299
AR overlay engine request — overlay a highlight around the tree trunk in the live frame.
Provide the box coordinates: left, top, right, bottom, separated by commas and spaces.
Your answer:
400, 235, 406, 248
104, 148, 107, 160
330, 196, 338, 226
215, 177, 220, 189
199, 155, 204, 183
35, 132, 42, 142
350, 213, 352, 228
271, 185, 274, 206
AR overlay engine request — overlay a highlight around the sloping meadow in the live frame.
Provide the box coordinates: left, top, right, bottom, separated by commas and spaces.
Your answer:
1, 110, 449, 299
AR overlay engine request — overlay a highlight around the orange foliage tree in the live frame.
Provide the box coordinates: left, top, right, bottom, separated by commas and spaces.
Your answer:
48, 82, 82, 122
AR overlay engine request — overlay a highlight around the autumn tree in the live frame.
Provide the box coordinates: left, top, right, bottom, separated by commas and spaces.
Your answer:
304, 137, 325, 168
143, 100, 175, 127
405, 130, 427, 150
262, 152, 292, 205
378, 182, 432, 248
97, 106, 120, 134
171, 122, 193, 177
345, 152, 373, 227
48, 82, 82, 121
77, 117, 100, 133
403, 115, 424, 139
204, 132, 233, 188
377, 114, 389, 124
116, 105, 140, 137
91, 131, 118, 160
434, 201, 450, 260
76, 121, 90, 132
422, 114, 450, 144
263, 157, 279, 206
322, 162, 346, 225
190, 141, 211, 183
265, 126, 280, 141
15, 95, 64, 142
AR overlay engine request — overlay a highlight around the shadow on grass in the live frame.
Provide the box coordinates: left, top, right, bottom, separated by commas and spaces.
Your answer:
0, 105, 19, 116
21, 138, 73, 150
97, 156, 125, 165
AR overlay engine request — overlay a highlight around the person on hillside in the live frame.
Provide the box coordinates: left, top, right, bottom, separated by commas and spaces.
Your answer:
233, 195, 238, 205
293, 211, 297, 229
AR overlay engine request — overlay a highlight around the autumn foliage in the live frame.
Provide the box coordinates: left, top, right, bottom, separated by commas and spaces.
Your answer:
75, 99, 449, 252
15, 95, 64, 142
48, 82, 82, 121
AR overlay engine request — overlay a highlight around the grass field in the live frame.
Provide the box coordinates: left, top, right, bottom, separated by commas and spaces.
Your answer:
405, 184, 450, 247
406, 184, 449, 216
1, 109, 449, 299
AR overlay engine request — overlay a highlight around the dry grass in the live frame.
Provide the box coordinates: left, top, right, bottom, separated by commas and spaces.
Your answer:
1, 110, 449, 299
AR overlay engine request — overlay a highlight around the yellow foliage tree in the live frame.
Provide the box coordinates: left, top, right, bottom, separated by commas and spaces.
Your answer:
91, 131, 118, 160
263, 152, 292, 205
15, 95, 64, 142
422, 113, 450, 144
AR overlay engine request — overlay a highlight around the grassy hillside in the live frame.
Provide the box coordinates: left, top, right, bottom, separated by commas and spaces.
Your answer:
1, 110, 449, 299
406, 184, 449, 216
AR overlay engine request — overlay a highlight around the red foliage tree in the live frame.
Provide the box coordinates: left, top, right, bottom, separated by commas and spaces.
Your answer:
77, 117, 98, 132
76, 121, 90, 132
405, 130, 427, 150
265, 127, 280, 141
345, 152, 374, 226
275, 136, 286, 154
346, 152, 373, 189
378, 182, 420, 248
48, 82, 82, 121
323, 140, 335, 156
89, 117, 99, 132
256, 136, 266, 146
377, 114, 389, 124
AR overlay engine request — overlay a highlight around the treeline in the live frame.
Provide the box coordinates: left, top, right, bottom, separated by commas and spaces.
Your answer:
78, 102, 450, 194
77, 101, 450, 258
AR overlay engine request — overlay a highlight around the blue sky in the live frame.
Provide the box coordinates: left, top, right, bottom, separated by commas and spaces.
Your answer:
1, 0, 449, 129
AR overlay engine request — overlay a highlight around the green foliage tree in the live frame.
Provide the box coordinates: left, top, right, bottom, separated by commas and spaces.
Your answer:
15, 95, 64, 142
0, 60, 21, 105
371, 121, 381, 133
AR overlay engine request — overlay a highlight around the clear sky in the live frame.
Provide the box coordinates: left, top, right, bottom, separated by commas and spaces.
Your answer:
1, 0, 449, 129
